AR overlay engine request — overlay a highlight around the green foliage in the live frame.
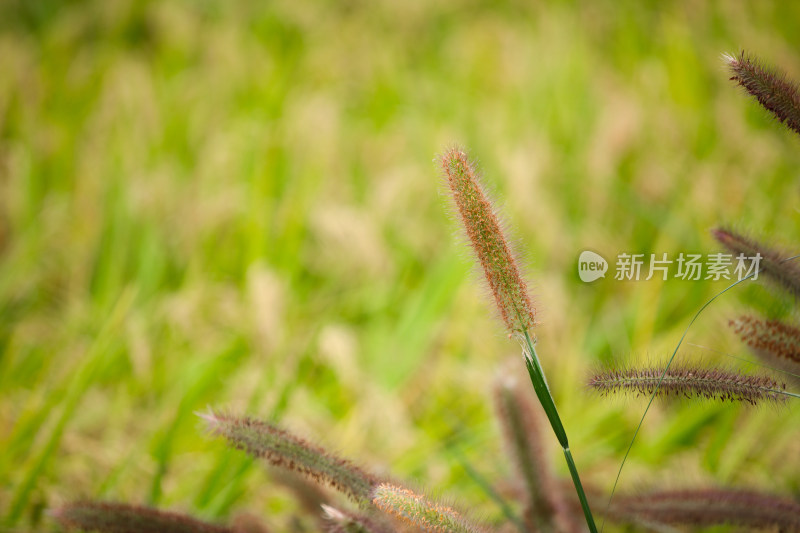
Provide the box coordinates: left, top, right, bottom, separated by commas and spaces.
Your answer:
2, 2, 800, 532
493, 373, 581, 533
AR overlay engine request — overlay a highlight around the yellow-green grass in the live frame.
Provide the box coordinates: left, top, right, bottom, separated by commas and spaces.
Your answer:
1, 1, 800, 530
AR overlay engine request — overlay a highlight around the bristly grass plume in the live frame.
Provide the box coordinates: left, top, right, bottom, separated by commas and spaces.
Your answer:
712, 227, 800, 299
199, 410, 380, 505
371, 483, 486, 533
52, 502, 235, 533
439, 146, 597, 532
725, 50, 800, 137
608, 488, 800, 531
588, 364, 787, 405
439, 147, 536, 335
730, 315, 800, 385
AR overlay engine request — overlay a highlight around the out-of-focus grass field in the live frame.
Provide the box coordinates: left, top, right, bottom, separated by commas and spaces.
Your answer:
1, 1, 800, 530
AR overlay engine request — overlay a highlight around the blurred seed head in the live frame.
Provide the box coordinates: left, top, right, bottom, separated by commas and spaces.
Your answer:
52, 501, 232, 533
609, 488, 800, 531
199, 410, 379, 505
712, 227, 800, 300
730, 315, 800, 386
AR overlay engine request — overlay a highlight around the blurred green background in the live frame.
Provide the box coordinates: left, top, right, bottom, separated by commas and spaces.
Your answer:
1, 1, 800, 530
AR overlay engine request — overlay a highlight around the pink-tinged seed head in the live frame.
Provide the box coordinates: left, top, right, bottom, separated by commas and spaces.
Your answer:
198, 410, 379, 505
372, 483, 486, 533
52, 501, 233, 533
725, 51, 800, 137
440, 147, 536, 335
729, 315, 800, 386
712, 227, 800, 300
730, 315, 800, 364
588, 364, 786, 406
610, 488, 800, 530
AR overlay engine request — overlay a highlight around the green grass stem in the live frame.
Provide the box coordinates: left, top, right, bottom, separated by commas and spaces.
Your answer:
601, 256, 800, 532
520, 330, 597, 533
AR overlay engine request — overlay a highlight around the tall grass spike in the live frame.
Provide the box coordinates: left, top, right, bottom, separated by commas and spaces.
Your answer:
730, 315, 800, 384
440, 147, 536, 334
588, 365, 786, 405
609, 488, 800, 530
712, 227, 800, 299
725, 51, 800, 137
52, 502, 233, 533
372, 483, 486, 533
199, 410, 379, 505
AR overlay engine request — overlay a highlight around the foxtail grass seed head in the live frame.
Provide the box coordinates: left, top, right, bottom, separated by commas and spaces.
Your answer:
712, 227, 800, 299
372, 483, 486, 533
587, 365, 786, 405
609, 488, 800, 531
440, 147, 536, 335
52, 502, 233, 533
730, 315, 800, 384
199, 410, 379, 505
725, 51, 800, 137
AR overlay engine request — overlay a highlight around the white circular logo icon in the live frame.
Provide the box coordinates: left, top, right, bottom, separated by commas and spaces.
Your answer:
578, 251, 608, 282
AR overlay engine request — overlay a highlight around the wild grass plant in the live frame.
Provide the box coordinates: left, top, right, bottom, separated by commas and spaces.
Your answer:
3, 2, 800, 532
45, 50, 800, 531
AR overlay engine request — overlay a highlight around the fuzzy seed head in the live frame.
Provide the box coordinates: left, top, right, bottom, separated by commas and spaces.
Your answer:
200, 410, 379, 505
440, 147, 536, 334
610, 488, 800, 530
725, 50, 800, 137
729, 315, 800, 384
712, 227, 800, 299
588, 365, 786, 405
372, 483, 485, 533
52, 502, 233, 533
